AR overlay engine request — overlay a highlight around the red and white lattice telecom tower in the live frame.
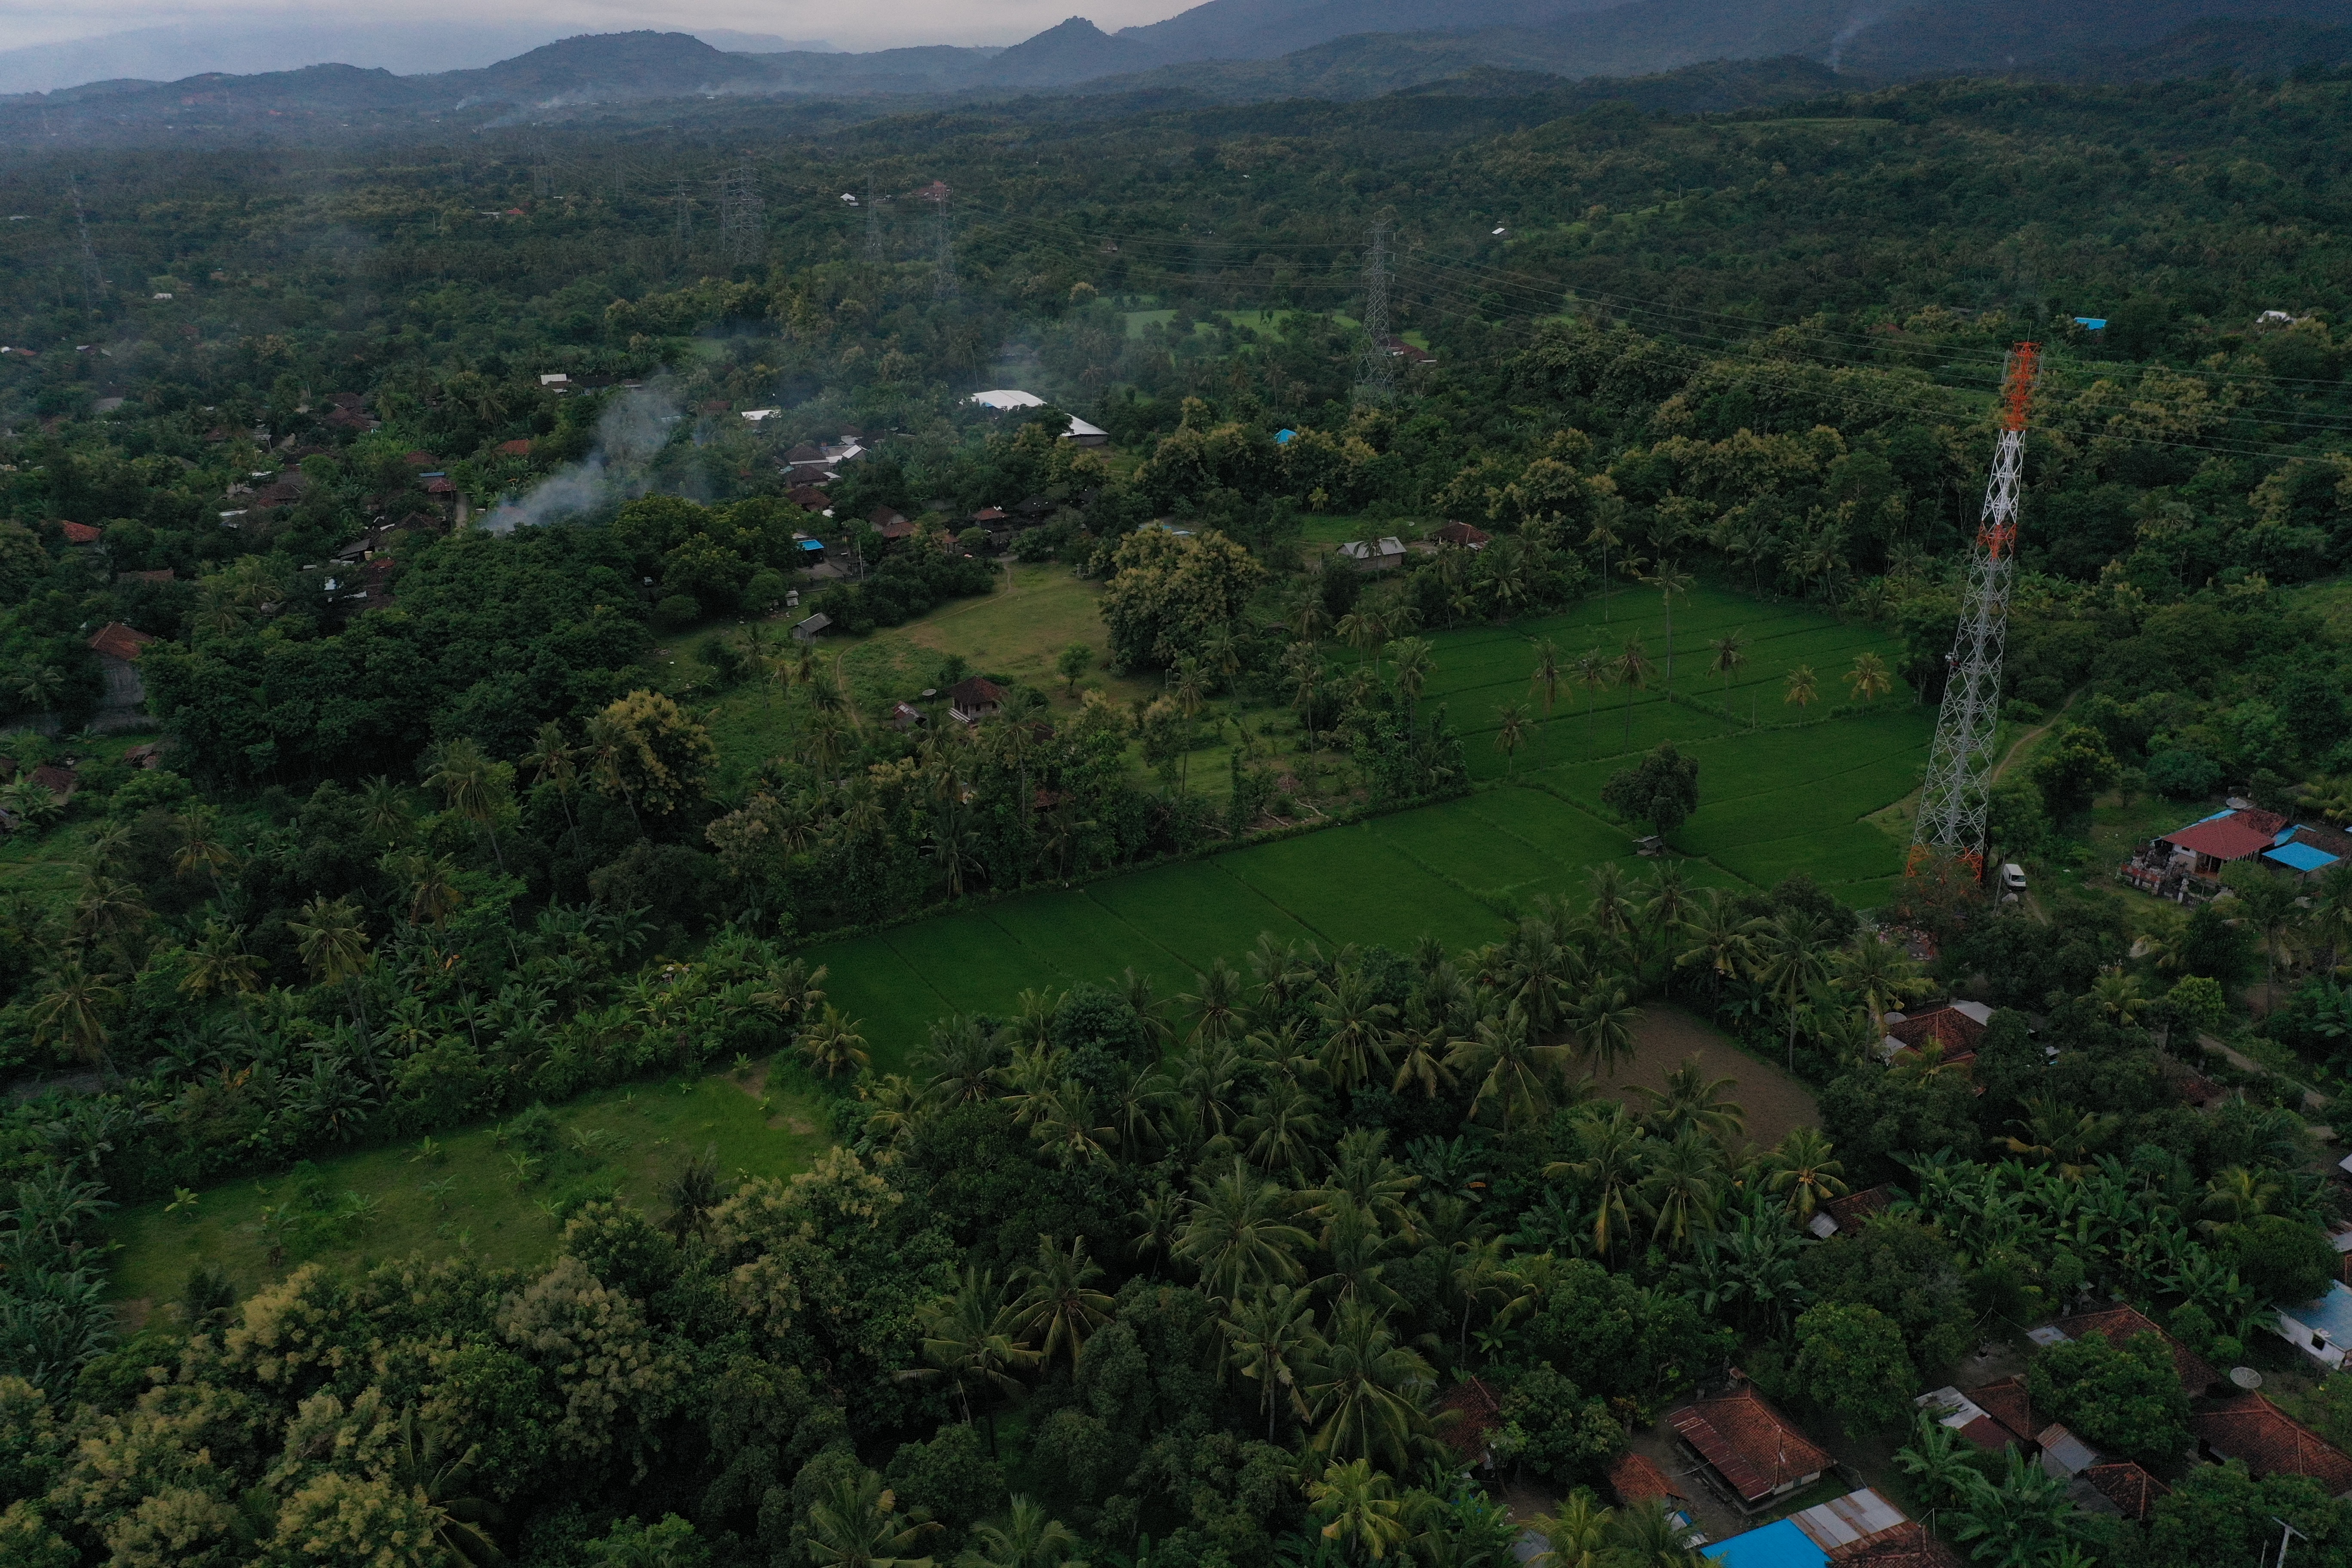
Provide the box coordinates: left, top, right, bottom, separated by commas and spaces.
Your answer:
1911, 343, 2042, 872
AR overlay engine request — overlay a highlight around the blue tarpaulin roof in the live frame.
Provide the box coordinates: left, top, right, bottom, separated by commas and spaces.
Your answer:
2267, 841, 2340, 873
2291, 1281, 2352, 1344
1275, 429, 1297, 444
1706, 1521, 1827, 1568
2075, 317, 2108, 329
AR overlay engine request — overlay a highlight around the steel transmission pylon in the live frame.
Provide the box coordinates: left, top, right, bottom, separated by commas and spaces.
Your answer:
1911, 343, 2043, 874
926, 182, 957, 298
717, 159, 764, 267
863, 179, 882, 262
68, 176, 106, 300
1354, 220, 1395, 404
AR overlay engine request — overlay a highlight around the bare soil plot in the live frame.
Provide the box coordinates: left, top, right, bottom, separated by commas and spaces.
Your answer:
1589, 1003, 1821, 1148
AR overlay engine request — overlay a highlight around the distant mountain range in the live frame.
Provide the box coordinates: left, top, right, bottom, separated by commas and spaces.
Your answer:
5, 0, 2351, 143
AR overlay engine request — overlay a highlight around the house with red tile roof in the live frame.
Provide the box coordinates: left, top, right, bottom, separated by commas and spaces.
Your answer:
1828, 1522, 1965, 1568
1881, 1001, 1992, 1055
2078, 1461, 2167, 1521
2163, 808, 2288, 876
497, 438, 534, 456
56, 519, 101, 544
2193, 1395, 2352, 1498
30, 762, 77, 799
1606, 1451, 1684, 1509
87, 622, 158, 712
1966, 1377, 2039, 1449
949, 677, 1007, 726
1433, 520, 1490, 550
1668, 1386, 1831, 1509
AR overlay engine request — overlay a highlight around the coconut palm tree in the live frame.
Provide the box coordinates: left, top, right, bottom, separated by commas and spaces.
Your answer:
1751, 910, 1831, 1071
1603, 1498, 1705, 1568
1764, 1127, 1848, 1221
1013, 1236, 1114, 1369
1528, 1492, 1614, 1568
1677, 891, 1761, 992
1845, 651, 1893, 704
1389, 637, 1433, 726
1783, 664, 1819, 717
1182, 957, 1250, 1044
1614, 638, 1654, 746
181, 919, 263, 999
1238, 1078, 1326, 1178
290, 893, 373, 1034
798, 1004, 871, 1079
1493, 704, 1529, 778
1831, 934, 1931, 1034
904, 1268, 1039, 1446
1546, 1107, 1648, 1259
1645, 560, 1694, 689
1314, 966, 1398, 1092
1302, 1302, 1434, 1470
519, 720, 580, 834
1449, 1004, 1572, 1130
807, 1469, 942, 1568
1570, 981, 1641, 1078
1176, 1162, 1313, 1295
389, 1409, 506, 1568
1222, 1283, 1323, 1440
1639, 1130, 1726, 1251
1709, 631, 1749, 707
1638, 1060, 1746, 1148
1573, 647, 1613, 740
956, 1499, 1081, 1568
425, 736, 510, 871
171, 804, 238, 898
29, 956, 119, 1070
1529, 637, 1563, 719
1308, 1459, 1410, 1563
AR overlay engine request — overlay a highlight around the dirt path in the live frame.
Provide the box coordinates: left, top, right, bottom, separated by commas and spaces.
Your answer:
1589, 1003, 1821, 1147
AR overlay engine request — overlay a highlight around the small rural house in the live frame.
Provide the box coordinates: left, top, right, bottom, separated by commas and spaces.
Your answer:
1667, 1386, 1829, 1511
949, 677, 1006, 726
1060, 416, 1110, 447
1806, 1183, 1895, 1239
1338, 537, 1407, 571
1433, 521, 1490, 550
790, 613, 831, 643
2276, 1280, 2352, 1369
2192, 1395, 2352, 1498
87, 622, 158, 711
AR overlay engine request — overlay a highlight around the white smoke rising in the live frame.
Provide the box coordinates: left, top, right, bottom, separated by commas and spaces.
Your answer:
480, 386, 680, 534
1824, 2, 1887, 70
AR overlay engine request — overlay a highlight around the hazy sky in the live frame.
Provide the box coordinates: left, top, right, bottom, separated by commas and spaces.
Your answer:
0, 0, 1204, 54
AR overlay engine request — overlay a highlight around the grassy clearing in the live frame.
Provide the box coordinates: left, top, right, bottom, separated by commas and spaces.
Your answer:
105, 1069, 831, 1308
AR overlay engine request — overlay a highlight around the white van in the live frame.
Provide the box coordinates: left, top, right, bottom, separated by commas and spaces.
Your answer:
2000, 862, 2027, 894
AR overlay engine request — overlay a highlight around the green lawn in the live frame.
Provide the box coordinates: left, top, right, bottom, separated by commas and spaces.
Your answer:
106, 1067, 832, 1310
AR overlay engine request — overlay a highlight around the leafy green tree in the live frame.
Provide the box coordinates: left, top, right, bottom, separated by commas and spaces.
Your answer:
1791, 1301, 1916, 1436
1489, 1366, 1623, 1486
1601, 742, 1701, 838
2029, 724, 2121, 820
1098, 528, 1265, 670
2226, 1214, 2337, 1308
2027, 1329, 2189, 1466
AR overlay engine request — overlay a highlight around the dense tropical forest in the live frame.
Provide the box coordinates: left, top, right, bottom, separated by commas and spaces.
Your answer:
3, 47, 2352, 1568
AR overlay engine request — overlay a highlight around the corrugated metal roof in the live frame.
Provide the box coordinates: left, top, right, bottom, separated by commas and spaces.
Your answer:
1791, 1490, 1905, 1552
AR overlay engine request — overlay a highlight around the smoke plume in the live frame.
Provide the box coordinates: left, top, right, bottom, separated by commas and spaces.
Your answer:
480, 386, 680, 534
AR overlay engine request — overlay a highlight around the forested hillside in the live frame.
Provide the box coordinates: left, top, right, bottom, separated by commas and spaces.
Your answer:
1, 55, 2351, 1568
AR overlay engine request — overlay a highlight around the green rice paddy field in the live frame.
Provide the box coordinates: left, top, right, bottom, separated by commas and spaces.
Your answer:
818, 582, 1933, 1068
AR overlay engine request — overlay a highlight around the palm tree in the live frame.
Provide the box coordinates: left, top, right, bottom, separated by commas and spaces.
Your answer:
1181, 958, 1250, 1045
1708, 631, 1749, 709
1845, 651, 1893, 704
1783, 664, 1819, 717
1764, 1127, 1848, 1221
1013, 1236, 1113, 1370
1639, 1129, 1725, 1251
956, 1499, 1080, 1568
171, 804, 238, 897
1587, 518, 1623, 621
1302, 1300, 1434, 1469
1677, 891, 1761, 992
426, 736, 510, 871
1176, 1163, 1313, 1295
1751, 910, 1831, 1071
798, 1004, 871, 1079
1389, 637, 1434, 726
1831, 934, 1931, 1035
390, 1409, 506, 1568
181, 919, 264, 999
1603, 1498, 1705, 1568
1309, 1459, 1410, 1562
290, 893, 372, 1033
521, 720, 582, 836
1570, 982, 1641, 1077
359, 775, 412, 843
1528, 1492, 1614, 1568
1529, 638, 1563, 719
1313, 966, 1398, 1092
1222, 1283, 1322, 1440
904, 1268, 1039, 1446
1645, 560, 1694, 689
1638, 1060, 1746, 1147
1997, 1096, 2119, 1181
1493, 704, 1529, 778
29, 956, 118, 1069
1238, 1078, 1326, 1178
1546, 1107, 1648, 1259
1388, 1025, 1457, 1099
807, 1469, 942, 1568
1614, 638, 1654, 746
1448, 1004, 1572, 1130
